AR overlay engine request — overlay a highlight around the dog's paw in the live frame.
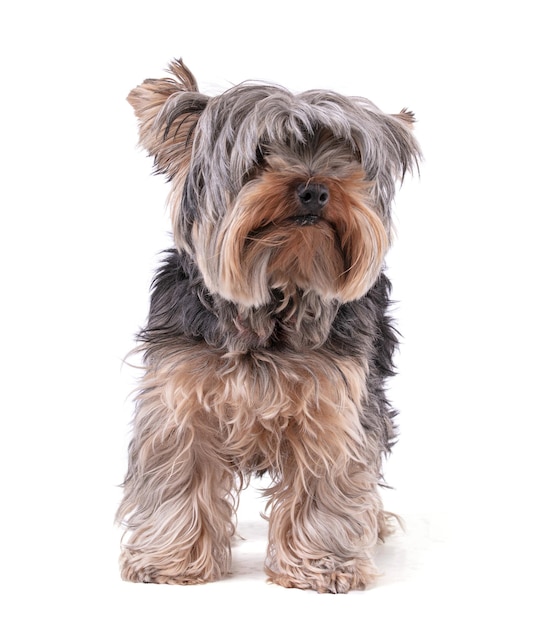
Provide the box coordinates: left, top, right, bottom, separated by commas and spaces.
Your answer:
266, 557, 377, 594
119, 548, 224, 585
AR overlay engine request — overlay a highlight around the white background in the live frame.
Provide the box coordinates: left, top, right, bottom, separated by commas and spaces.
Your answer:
1, 1, 537, 624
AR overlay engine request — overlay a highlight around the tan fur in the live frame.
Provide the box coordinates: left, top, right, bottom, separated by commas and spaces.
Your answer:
118, 343, 385, 591
201, 162, 388, 307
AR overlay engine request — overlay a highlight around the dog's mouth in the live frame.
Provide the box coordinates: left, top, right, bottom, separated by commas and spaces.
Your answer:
246, 214, 329, 243
291, 214, 322, 226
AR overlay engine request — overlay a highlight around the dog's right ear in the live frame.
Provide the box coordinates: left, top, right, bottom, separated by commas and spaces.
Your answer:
128, 59, 209, 179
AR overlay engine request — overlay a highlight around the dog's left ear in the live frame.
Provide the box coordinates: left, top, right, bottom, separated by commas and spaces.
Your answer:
128, 59, 209, 179
385, 108, 421, 180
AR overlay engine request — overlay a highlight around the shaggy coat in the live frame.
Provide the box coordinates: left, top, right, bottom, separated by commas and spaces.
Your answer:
117, 59, 420, 593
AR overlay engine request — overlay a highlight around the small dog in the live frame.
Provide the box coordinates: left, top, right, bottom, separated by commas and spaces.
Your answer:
117, 59, 420, 593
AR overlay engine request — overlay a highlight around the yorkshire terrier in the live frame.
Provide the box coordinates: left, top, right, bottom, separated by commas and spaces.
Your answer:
117, 59, 420, 593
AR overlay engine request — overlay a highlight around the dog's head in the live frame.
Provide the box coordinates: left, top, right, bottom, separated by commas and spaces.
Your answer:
128, 59, 420, 307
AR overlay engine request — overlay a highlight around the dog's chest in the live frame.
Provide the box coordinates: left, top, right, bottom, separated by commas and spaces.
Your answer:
167, 345, 367, 472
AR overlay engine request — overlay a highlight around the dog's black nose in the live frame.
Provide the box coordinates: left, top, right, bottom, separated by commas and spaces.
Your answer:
296, 183, 330, 214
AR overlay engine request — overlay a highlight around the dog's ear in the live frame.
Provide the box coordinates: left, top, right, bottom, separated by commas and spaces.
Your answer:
128, 59, 209, 179
384, 108, 421, 181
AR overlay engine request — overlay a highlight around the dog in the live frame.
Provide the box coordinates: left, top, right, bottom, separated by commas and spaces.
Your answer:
116, 59, 420, 593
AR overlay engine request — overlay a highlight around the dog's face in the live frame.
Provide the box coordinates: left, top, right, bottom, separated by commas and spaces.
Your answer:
128, 60, 419, 307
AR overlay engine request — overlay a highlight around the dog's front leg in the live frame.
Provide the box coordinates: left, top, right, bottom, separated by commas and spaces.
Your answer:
116, 355, 236, 584
265, 445, 383, 593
